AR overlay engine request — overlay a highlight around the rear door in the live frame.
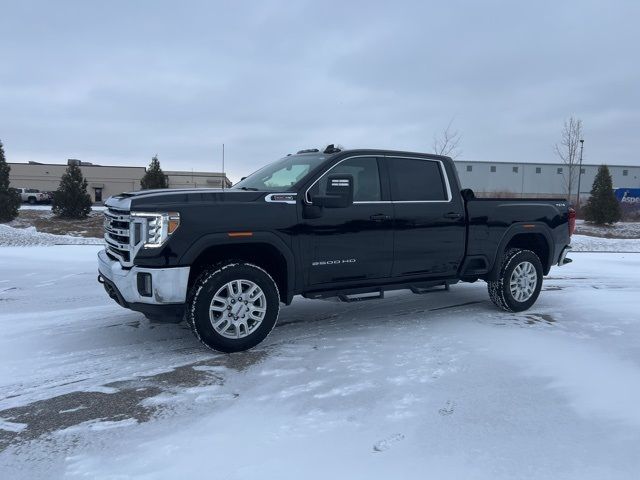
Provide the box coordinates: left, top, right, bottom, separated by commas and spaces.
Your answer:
386, 156, 465, 278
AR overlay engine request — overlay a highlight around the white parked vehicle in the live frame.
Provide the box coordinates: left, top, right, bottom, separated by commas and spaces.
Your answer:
16, 188, 50, 204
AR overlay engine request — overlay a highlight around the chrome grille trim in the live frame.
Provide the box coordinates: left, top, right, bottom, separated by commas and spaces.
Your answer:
104, 208, 146, 268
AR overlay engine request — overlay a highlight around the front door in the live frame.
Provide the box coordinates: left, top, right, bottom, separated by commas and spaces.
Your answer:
386, 156, 466, 278
94, 188, 103, 203
300, 156, 394, 286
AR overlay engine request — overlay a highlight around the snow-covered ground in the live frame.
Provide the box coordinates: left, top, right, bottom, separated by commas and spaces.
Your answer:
0, 225, 102, 246
575, 219, 640, 239
19, 205, 107, 212
1, 243, 640, 479
570, 234, 640, 252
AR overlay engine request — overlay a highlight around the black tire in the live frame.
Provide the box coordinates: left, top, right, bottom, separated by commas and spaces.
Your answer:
28, 197, 36, 205
488, 248, 543, 312
186, 262, 280, 353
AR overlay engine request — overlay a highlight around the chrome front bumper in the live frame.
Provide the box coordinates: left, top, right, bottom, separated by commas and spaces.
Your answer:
97, 249, 190, 305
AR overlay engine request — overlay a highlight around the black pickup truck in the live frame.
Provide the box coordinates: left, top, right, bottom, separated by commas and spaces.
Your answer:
98, 146, 574, 352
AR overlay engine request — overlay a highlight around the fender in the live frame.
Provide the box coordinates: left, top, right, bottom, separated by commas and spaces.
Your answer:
179, 231, 296, 303
487, 222, 554, 280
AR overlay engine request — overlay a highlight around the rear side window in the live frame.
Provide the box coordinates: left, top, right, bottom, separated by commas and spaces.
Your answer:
388, 158, 448, 201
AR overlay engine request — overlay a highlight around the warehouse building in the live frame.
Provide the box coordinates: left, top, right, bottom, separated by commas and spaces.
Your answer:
8, 160, 232, 203
454, 160, 640, 201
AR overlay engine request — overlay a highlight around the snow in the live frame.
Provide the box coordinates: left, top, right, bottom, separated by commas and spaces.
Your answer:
0, 224, 102, 246
1, 243, 640, 479
20, 205, 107, 212
570, 234, 640, 252
575, 219, 640, 239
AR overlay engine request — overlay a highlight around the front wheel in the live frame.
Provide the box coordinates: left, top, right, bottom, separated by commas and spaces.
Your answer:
186, 262, 280, 353
488, 249, 543, 312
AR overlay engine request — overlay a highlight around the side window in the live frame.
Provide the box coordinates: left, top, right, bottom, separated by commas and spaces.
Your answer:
309, 157, 381, 202
388, 158, 448, 201
264, 164, 310, 188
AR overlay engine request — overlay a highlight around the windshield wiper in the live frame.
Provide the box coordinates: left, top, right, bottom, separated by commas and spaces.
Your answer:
235, 186, 259, 191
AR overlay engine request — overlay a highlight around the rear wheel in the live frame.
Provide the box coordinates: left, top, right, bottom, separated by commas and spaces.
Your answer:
186, 262, 280, 353
488, 248, 543, 312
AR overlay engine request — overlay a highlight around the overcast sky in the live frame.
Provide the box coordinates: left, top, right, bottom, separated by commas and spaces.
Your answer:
1, 0, 639, 181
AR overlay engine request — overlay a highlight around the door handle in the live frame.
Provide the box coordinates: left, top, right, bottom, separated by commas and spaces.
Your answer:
370, 214, 391, 222
443, 212, 463, 219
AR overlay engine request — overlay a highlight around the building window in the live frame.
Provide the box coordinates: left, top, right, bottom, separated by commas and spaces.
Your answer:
490, 166, 496, 173
623, 169, 628, 176
466, 165, 473, 172
536, 167, 542, 174
512, 166, 519, 173
580, 168, 585, 174
557, 167, 563, 174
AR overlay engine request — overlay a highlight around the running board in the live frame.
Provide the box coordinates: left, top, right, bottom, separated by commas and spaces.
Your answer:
338, 290, 384, 303
410, 281, 451, 294
302, 280, 458, 302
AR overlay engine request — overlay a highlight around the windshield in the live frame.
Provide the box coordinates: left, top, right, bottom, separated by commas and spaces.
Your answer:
233, 154, 327, 192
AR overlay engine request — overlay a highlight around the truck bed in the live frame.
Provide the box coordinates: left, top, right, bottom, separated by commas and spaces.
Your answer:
463, 197, 570, 277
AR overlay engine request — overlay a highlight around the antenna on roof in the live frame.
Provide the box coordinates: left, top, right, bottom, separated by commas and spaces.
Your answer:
323, 144, 342, 154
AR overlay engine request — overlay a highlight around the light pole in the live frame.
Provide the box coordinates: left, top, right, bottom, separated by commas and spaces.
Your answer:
576, 139, 584, 210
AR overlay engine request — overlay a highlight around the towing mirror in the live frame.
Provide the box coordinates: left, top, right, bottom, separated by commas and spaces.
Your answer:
312, 174, 354, 208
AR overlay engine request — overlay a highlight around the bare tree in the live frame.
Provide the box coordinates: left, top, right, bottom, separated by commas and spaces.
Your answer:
433, 119, 462, 159
554, 116, 583, 203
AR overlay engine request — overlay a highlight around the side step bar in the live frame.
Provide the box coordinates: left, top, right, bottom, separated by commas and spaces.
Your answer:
338, 290, 384, 303
304, 280, 456, 303
410, 281, 451, 294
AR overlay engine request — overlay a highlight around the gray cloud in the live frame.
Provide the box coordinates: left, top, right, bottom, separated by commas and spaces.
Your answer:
1, 0, 639, 182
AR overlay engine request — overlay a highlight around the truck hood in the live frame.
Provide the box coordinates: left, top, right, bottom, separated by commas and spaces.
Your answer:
105, 188, 268, 211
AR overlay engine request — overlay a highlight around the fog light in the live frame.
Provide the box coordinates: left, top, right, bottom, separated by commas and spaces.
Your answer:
137, 272, 152, 297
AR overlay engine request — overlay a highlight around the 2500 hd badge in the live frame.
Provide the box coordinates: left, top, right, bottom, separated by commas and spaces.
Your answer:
312, 259, 357, 266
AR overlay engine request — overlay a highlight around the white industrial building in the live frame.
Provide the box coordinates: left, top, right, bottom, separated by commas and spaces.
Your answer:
454, 160, 640, 201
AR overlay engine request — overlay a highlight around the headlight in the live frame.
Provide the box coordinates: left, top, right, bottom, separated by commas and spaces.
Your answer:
131, 211, 180, 248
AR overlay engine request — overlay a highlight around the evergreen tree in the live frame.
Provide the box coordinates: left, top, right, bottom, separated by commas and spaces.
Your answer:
0, 140, 21, 223
52, 163, 92, 219
140, 155, 168, 189
583, 164, 621, 225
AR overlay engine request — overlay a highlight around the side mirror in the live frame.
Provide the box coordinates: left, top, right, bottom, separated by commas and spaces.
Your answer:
311, 174, 354, 208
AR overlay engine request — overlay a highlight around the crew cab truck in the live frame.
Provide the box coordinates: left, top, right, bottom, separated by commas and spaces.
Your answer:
98, 147, 574, 353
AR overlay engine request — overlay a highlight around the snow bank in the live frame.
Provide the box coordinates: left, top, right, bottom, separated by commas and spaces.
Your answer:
20, 205, 107, 212
575, 220, 640, 239
571, 234, 640, 252
0, 224, 102, 247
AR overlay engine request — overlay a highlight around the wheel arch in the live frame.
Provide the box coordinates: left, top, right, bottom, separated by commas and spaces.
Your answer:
488, 224, 554, 280
180, 232, 295, 304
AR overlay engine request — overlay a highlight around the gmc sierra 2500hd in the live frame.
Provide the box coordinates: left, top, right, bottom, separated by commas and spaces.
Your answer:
98, 146, 574, 352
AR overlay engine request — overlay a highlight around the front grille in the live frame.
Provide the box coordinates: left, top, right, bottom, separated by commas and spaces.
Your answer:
104, 208, 136, 267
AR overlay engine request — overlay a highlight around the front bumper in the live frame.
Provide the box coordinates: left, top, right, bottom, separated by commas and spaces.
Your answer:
97, 249, 190, 305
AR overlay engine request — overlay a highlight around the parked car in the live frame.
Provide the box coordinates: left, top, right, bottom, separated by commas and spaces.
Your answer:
16, 188, 50, 205
98, 146, 574, 352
